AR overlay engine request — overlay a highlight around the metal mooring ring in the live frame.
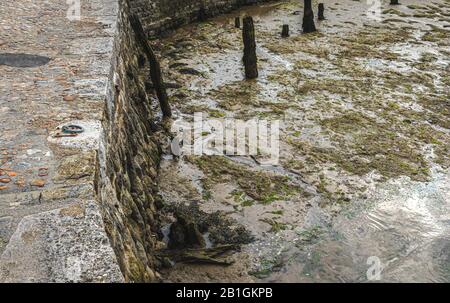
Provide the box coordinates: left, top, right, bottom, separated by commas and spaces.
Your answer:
62, 124, 84, 134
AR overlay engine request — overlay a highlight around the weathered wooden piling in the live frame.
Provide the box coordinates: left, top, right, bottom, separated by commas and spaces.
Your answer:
129, 14, 172, 118
390, 0, 400, 5
198, 5, 207, 21
318, 3, 325, 20
281, 24, 290, 37
235, 17, 241, 28
242, 16, 258, 79
302, 0, 317, 33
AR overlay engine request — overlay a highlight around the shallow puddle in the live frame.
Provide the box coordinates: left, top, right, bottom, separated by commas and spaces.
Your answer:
0, 53, 51, 68
262, 168, 450, 282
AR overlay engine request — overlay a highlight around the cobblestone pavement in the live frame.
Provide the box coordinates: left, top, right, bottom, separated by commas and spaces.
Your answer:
0, 0, 123, 282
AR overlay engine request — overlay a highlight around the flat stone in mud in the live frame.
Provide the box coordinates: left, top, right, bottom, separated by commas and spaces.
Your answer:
168, 214, 206, 249
178, 67, 204, 76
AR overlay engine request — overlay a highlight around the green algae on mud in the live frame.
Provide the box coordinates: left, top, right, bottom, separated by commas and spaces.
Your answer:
186, 155, 309, 205
261, 24, 449, 183
318, 111, 430, 181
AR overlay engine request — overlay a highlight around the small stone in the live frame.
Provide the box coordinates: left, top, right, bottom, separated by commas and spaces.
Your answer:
0, 185, 7, 190
38, 168, 49, 177
63, 95, 77, 101
0, 178, 11, 183
15, 179, 25, 187
6, 171, 17, 177
30, 179, 46, 187
178, 68, 203, 76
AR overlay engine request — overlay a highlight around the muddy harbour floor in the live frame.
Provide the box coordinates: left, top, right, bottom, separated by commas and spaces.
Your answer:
154, 0, 450, 282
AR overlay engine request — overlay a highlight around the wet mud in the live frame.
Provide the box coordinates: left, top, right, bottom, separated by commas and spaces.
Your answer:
153, 0, 450, 282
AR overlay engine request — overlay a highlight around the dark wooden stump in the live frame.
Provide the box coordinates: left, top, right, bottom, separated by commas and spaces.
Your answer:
318, 3, 325, 20
302, 0, 317, 33
281, 24, 290, 37
390, 0, 400, 4
235, 17, 241, 28
198, 5, 207, 21
129, 14, 172, 118
242, 16, 258, 79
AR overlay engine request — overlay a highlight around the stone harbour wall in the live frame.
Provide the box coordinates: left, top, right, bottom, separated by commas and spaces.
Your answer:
130, 0, 274, 36
96, 0, 275, 282
97, 0, 163, 282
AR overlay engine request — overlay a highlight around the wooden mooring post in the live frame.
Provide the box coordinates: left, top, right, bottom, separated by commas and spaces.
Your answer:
281, 24, 290, 37
242, 16, 258, 79
129, 14, 172, 118
302, 0, 317, 33
235, 17, 241, 28
318, 3, 325, 20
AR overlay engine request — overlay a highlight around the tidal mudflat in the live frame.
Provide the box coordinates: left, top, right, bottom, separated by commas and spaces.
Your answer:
153, 0, 449, 282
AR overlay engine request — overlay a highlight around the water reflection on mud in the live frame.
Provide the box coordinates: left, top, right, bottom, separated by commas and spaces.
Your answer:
265, 169, 449, 282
